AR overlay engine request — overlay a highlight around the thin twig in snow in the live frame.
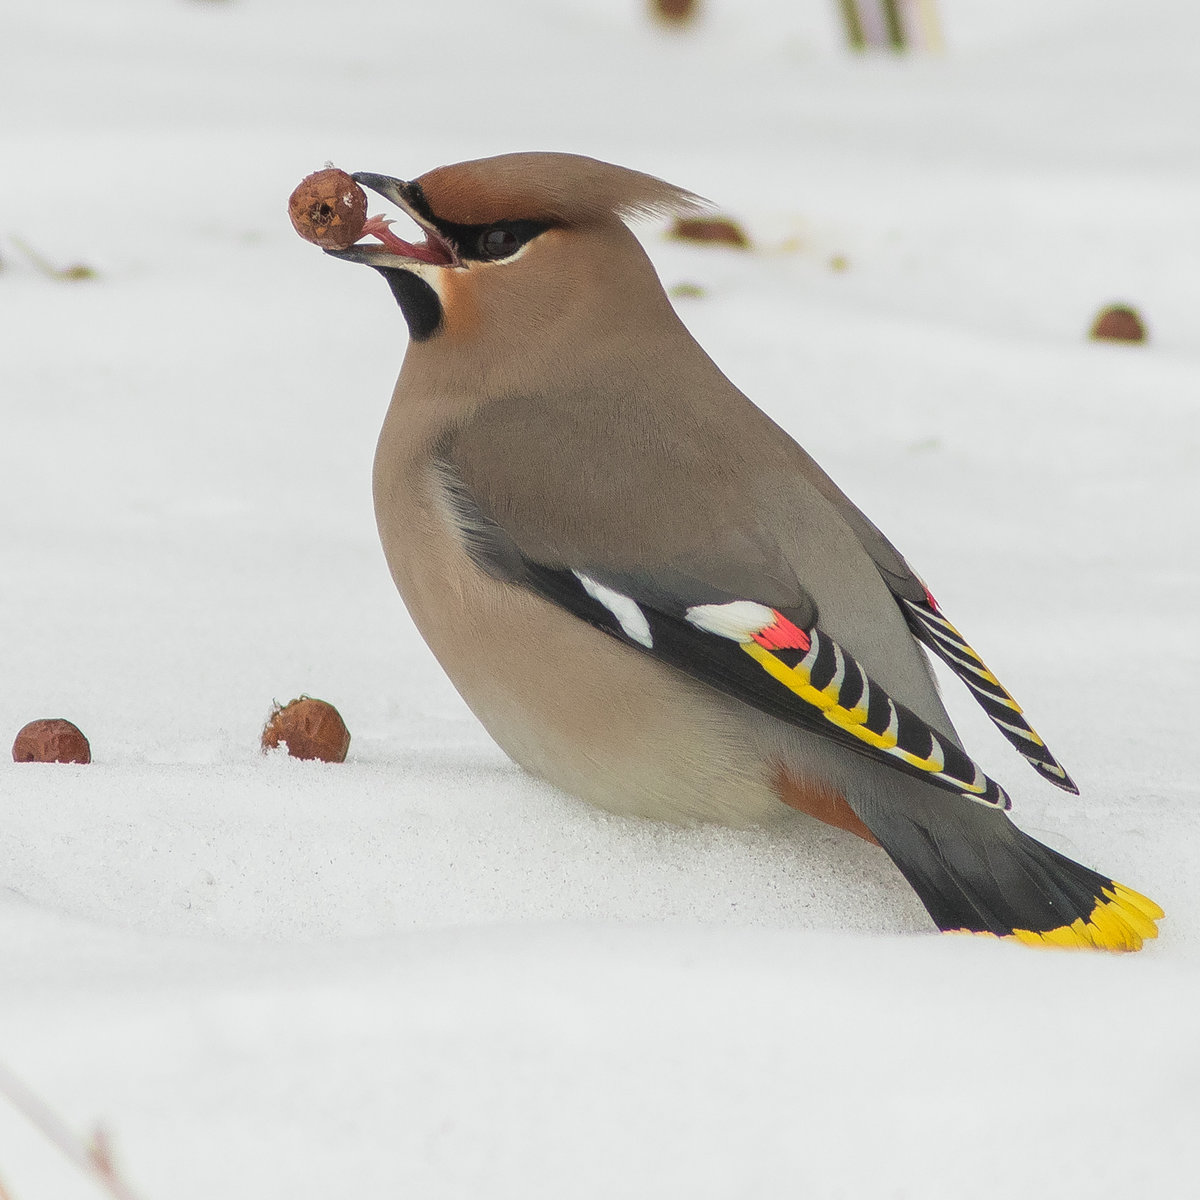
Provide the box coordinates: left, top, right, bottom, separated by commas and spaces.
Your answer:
0, 1061, 145, 1200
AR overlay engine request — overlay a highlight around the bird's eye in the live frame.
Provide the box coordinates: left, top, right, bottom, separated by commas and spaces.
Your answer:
478, 227, 521, 259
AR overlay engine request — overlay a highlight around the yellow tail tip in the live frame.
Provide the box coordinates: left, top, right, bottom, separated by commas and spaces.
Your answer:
954, 883, 1164, 953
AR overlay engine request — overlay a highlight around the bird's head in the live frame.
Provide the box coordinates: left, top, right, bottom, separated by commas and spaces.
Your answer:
325, 152, 705, 386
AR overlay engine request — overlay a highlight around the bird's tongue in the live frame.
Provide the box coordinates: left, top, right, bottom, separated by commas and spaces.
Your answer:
360, 215, 453, 265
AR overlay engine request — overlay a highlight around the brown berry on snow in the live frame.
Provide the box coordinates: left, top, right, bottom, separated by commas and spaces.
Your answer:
1090, 304, 1147, 344
288, 169, 369, 250
650, 0, 699, 24
261, 697, 350, 763
669, 216, 751, 249
12, 718, 91, 764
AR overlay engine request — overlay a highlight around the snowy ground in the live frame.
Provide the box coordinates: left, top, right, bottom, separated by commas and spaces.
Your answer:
2, 1, 1198, 1196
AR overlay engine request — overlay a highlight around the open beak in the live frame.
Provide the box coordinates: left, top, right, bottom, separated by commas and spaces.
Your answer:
323, 173, 459, 268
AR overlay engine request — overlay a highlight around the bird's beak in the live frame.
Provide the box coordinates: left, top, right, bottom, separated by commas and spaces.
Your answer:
351, 172, 410, 207
323, 172, 459, 269
322, 240, 415, 267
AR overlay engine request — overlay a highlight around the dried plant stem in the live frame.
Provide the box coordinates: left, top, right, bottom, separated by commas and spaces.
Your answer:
838, 0, 866, 50
10, 237, 95, 281
881, 0, 906, 49
915, 0, 944, 52
0, 1062, 145, 1200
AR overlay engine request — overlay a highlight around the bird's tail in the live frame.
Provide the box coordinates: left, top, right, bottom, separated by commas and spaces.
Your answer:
855, 796, 1163, 951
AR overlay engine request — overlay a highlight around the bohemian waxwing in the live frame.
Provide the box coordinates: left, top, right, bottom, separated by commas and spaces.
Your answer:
318, 151, 1162, 951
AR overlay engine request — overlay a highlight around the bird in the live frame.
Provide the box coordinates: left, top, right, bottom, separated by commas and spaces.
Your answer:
319, 151, 1162, 951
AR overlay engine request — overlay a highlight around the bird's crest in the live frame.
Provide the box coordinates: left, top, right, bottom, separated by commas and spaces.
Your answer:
414, 152, 708, 229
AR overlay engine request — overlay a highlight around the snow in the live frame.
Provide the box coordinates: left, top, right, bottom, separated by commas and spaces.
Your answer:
2, 1, 1198, 1196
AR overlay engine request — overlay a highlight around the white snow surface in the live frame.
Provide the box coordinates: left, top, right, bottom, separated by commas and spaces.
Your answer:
2, 1, 1198, 1196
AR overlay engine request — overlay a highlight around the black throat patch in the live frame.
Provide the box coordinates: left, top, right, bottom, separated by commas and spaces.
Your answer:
375, 267, 442, 341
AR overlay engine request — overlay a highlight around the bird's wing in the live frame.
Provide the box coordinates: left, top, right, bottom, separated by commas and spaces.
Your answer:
437, 457, 1010, 811
893, 589, 1078, 793
796, 452, 1078, 793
